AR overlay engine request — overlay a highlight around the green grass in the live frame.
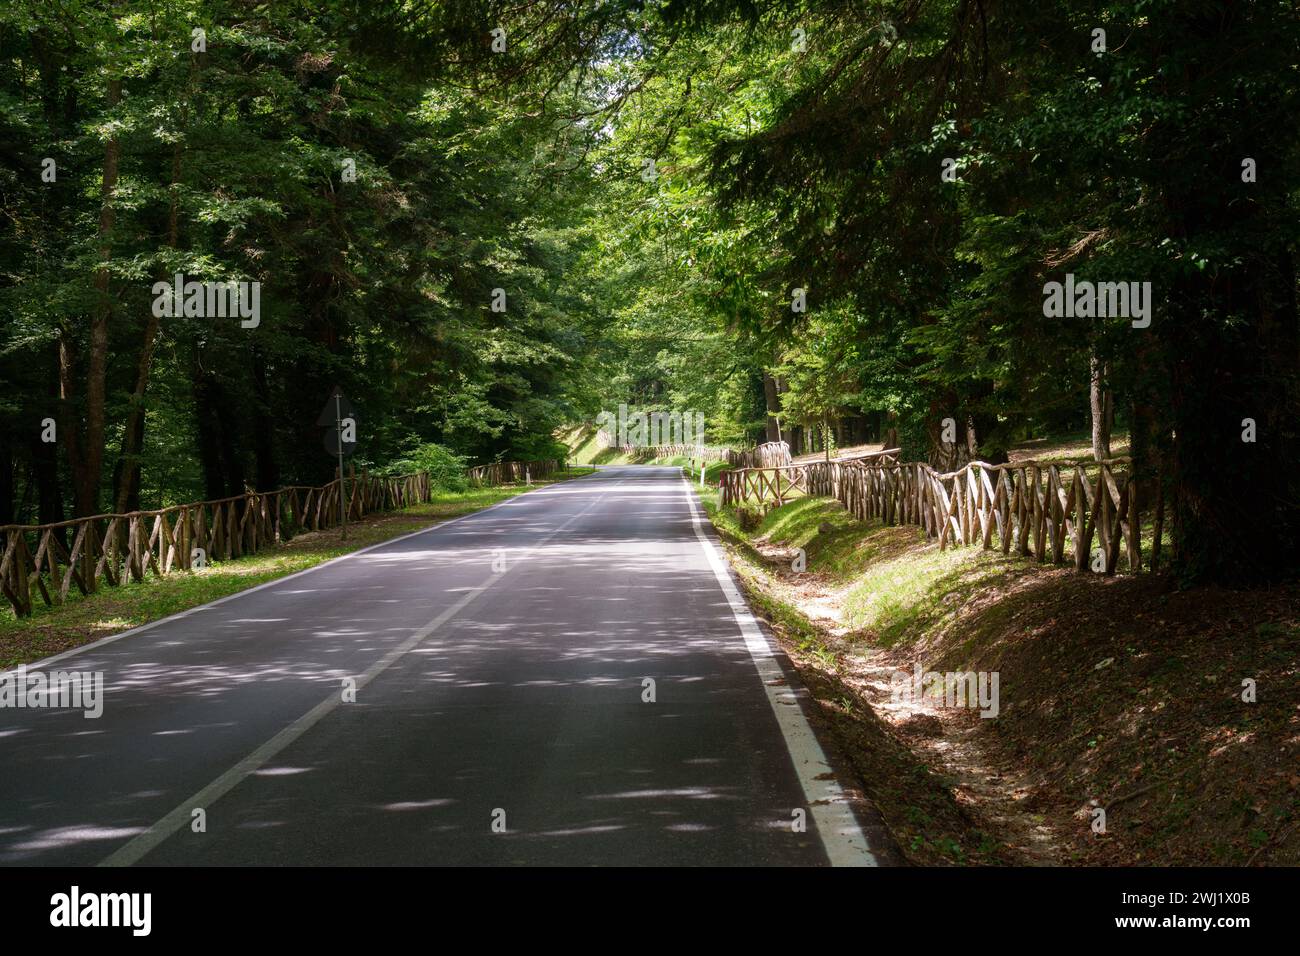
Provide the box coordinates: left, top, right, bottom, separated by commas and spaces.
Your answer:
1009, 429, 1132, 464
694, 488, 837, 660
695, 460, 1300, 868
560, 423, 654, 465
702, 458, 730, 484
0, 467, 595, 668
840, 539, 1021, 647
700, 486, 1033, 649
754, 497, 902, 580
561, 424, 614, 464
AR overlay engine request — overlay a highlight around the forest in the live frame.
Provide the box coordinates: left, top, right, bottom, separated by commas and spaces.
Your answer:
2, 0, 1298, 589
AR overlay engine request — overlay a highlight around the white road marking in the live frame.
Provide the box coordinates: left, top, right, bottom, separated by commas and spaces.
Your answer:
98, 473, 621, 867
679, 474, 879, 867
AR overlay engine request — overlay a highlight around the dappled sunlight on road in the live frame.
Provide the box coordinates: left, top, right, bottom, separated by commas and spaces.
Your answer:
0, 466, 841, 866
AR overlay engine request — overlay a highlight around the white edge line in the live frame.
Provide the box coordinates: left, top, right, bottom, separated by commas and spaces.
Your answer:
680, 472, 878, 867
4, 471, 597, 679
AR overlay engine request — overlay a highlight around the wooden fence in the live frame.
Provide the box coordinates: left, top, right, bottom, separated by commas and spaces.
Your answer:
645, 444, 733, 462
0, 470, 433, 619
465, 459, 564, 485
791, 445, 901, 465
725, 441, 792, 469
595, 431, 733, 462
719, 455, 1166, 575
719, 464, 810, 508
0, 457, 570, 619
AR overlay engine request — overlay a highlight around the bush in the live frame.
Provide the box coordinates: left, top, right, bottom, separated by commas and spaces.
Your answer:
508, 435, 569, 462
378, 443, 468, 492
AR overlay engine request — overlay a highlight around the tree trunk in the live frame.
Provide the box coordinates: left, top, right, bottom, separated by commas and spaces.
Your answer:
30, 433, 68, 551
114, 140, 181, 512
111, 422, 145, 513
1128, 334, 1164, 562
252, 349, 280, 491
762, 370, 782, 443
78, 74, 122, 517
882, 410, 899, 451
1090, 353, 1113, 461
192, 364, 247, 500
1160, 236, 1300, 584
0, 435, 13, 525
1142, 5, 1300, 584
926, 393, 958, 469
57, 330, 85, 512
191, 350, 228, 501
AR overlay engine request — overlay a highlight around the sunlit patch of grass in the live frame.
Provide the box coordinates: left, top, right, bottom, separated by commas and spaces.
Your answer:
1009, 429, 1132, 464
753, 497, 929, 584
561, 423, 659, 466
713, 492, 1027, 650
842, 543, 1021, 648
757, 497, 851, 544
693, 496, 838, 663
703, 459, 729, 484
560, 424, 604, 463
703, 488, 1034, 655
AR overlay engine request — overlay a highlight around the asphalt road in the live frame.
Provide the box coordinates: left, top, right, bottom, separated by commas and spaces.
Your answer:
0, 467, 887, 866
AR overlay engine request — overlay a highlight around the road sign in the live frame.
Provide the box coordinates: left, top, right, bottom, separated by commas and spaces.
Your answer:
316, 388, 356, 427
319, 388, 358, 457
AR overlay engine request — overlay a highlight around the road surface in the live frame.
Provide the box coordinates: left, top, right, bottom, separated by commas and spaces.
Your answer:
0, 467, 887, 866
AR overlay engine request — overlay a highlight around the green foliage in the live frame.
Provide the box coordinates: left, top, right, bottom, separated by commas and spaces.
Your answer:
576, 0, 1300, 582
0, 0, 1296, 583
0, 0, 608, 523
378, 443, 467, 492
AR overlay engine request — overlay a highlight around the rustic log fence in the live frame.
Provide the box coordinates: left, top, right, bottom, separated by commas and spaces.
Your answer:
0, 470, 433, 619
643, 444, 733, 461
1, 457, 572, 619
719, 454, 1166, 575
725, 441, 792, 469
465, 459, 564, 485
595, 433, 733, 462
719, 463, 810, 508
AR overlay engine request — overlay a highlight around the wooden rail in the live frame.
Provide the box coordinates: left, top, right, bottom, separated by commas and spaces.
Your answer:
465, 459, 564, 485
0, 457, 570, 619
643, 444, 732, 461
791, 445, 899, 465
719, 463, 811, 508
591, 423, 783, 466
0, 470, 433, 619
600, 442, 733, 462
719, 455, 1165, 574
725, 441, 792, 469
718, 450, 900, 509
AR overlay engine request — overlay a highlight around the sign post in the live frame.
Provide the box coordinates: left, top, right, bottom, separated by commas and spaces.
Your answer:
318, 388, 358, 540
335, 391, 347, 539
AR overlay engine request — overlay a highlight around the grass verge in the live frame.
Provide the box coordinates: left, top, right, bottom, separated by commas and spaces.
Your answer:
695, 484, 1300, 867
